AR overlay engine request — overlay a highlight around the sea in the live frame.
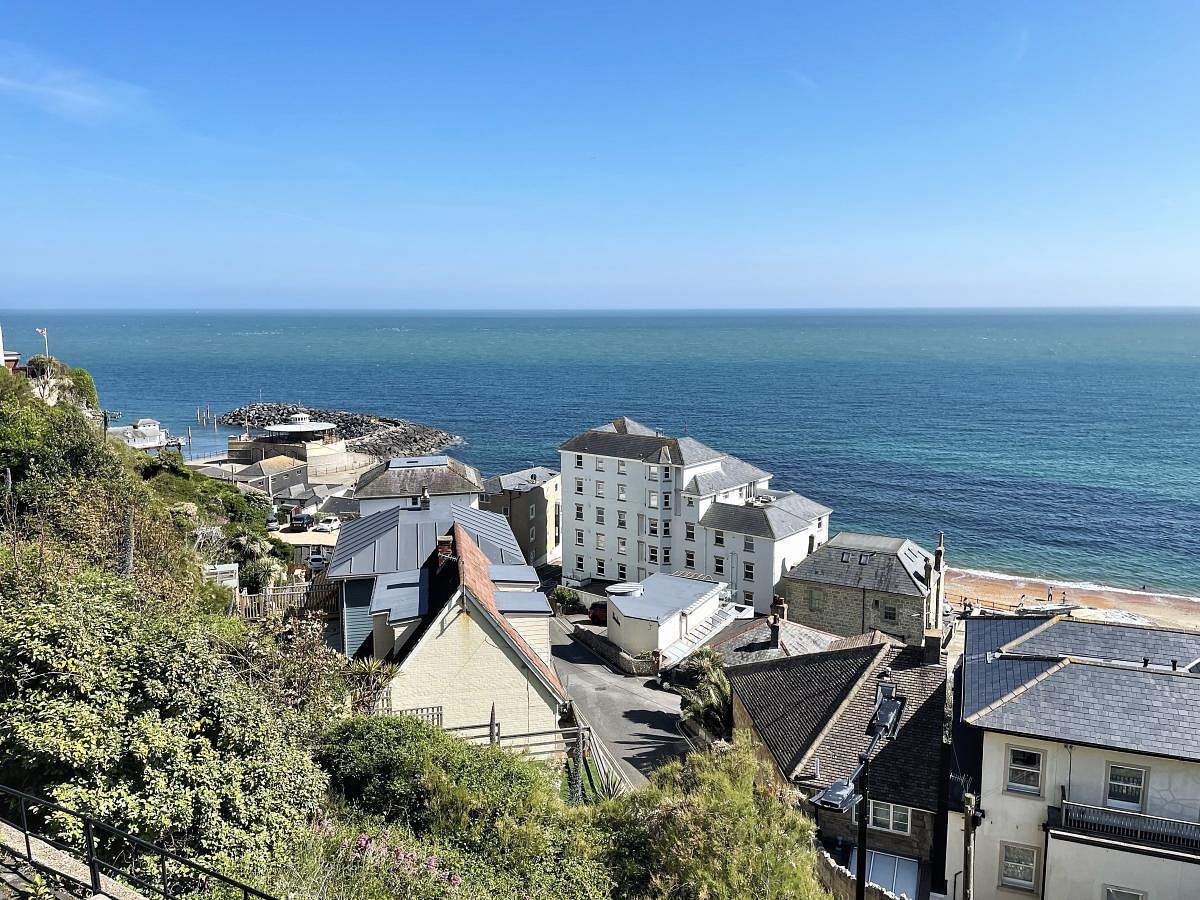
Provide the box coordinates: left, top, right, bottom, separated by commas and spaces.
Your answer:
4, 309, 1199, 596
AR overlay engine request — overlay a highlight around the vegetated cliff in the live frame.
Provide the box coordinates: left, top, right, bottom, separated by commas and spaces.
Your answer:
218, 402, 459, 458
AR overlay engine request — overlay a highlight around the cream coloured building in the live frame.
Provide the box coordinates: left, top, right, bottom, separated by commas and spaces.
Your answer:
947, 616, 1200, 900
480, 466, 561, 566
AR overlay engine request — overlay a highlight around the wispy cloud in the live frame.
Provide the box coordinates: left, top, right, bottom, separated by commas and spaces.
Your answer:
0, 41, 151, 123
786, 68, 819, 97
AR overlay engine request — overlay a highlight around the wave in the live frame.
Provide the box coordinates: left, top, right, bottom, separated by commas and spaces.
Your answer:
948, 565, 1200, 603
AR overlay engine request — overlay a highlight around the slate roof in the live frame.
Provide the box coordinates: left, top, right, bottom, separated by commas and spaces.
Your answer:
785, 531, 935, 597
356, 455, 483, 498
559, 418, 725, 466
709, 616, 838, 666
238, 455, 306, 477
483, 466, 559, 494
453, 523, 565, 700
729, 644, 885, 779
700, 492, 832, 539
326, 504, 524, 578
682, 456, 771, 496
960, 616, 1200, 763
730, 639, 946, 812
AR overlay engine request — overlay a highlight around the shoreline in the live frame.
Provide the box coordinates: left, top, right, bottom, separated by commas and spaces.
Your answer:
946, 566, 1200, 630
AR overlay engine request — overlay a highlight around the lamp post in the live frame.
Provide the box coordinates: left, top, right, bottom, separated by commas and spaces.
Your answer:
810, 669, 906, 900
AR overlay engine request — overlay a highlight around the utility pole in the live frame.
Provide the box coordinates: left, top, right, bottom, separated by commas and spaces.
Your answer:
963, 792, 977, 900
856, 755, 869, 900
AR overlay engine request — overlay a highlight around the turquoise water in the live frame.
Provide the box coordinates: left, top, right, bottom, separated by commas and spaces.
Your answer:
5, 309, 1200, 594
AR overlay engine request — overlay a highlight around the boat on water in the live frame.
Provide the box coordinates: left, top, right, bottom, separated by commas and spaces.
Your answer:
108, 418, 182, 451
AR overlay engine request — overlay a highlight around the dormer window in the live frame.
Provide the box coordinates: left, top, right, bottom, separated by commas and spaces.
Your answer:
859, 553, 871, 565
841, 551, 851, 563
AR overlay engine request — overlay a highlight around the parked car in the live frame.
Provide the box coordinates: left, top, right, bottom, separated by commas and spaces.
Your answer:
291, 513, 315, 530
588, 600, 608, 626
307, 553, 329, 572
313, 515, 341, 532
265, 517, 280, 532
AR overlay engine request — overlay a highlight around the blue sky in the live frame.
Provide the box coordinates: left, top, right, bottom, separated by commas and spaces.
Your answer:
2, 3, 1199, 309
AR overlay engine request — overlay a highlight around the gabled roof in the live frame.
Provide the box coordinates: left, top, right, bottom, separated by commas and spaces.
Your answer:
356, 454, 483, 499
238, 455, 306, 477
327, 504, 524, 578
483, 466, 560, 493
452, 524, 565, 701
559, 418, 724, 467
960, 616, 1200, 762
700, 492, 832, 540
709, 617, 838, 666
785, 531, 934, 597
729, 639, 946, 811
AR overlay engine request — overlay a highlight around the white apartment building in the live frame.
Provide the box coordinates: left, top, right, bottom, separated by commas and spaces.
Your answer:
947, 616, 1200, 900
558, 417, 831, 614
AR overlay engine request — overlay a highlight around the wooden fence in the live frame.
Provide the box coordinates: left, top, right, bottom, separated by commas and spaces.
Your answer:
229, 579, 338, 620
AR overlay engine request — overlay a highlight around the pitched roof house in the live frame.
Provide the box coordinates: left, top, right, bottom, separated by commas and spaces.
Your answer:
948, 615, 1200, 900
355, 455, 484, 517
729, 634, 947, 899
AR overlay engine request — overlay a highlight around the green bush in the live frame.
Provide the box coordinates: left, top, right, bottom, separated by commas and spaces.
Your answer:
67, 367, 99, 408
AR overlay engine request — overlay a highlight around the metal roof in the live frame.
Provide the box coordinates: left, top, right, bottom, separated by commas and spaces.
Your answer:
483, 466, 559, 493
326, 504, 524, 578
607, 573, 725, 623
493, 591, 552, 615
369, 569, 426, 623
488, 564, 541, 585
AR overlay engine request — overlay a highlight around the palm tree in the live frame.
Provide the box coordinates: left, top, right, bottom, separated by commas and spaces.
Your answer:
676, 648, 732, 740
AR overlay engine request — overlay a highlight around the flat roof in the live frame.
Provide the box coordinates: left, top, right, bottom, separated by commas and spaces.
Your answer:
609, 573, 726, 623
493, 591, 553, 615
263, 421, 337, 433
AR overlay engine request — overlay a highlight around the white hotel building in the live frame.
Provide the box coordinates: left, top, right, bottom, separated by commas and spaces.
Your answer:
558, 417, 831, 614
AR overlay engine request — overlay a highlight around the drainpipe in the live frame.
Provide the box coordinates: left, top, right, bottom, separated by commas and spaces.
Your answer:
1040, 813, 1050, 899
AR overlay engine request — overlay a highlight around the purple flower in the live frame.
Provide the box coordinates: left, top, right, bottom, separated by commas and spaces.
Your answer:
448, 873, 463, 888
426, 855, 439, 869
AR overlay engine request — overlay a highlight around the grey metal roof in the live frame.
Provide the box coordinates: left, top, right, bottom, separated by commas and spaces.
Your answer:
559, 419, 724, 467
710, 617, 837, 666
700, 492, 832, 540
961, 616, 1200, 762
682, 455, 772, 496
785, 531, 933, 597
493, 591, 552, 615
356, 455, 483, 499
326, 504, 524, 578
488, 564, 540, 586
483, 466, 559, 494
608, 573, 725, 623
369, 569, 426, 623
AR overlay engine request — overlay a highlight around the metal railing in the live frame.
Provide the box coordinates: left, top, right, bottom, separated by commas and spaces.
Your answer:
1057, 796, 1200, 854
0, 784, 275, 900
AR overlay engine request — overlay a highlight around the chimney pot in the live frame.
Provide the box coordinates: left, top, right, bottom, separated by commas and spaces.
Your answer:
1172, 659, 1178, 671
1143, 657, 1150, 668
436, 534, 454, 566
771, 595, 788, 621
934, 532, 945, 571
924, 629, 943, 665
768, 613, 781, 649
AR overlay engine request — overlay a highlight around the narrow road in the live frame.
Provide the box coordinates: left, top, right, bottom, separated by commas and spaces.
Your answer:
550, 619, 690, 785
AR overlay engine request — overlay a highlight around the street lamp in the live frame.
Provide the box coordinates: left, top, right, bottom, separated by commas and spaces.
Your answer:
810, 669, 906, 900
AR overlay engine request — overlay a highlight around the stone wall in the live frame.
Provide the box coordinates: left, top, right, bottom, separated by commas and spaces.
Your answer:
571, 625, 657, 676
779, 578, 928, 646
814, 844, 903, 900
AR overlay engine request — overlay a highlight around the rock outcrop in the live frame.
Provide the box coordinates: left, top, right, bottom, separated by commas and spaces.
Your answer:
219, 403, 458, 459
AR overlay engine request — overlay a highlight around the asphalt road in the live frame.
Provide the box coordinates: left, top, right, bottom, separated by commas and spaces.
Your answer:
550, 618, 690, 785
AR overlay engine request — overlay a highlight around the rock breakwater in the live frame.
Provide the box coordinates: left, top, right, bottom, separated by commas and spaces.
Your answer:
218, 403, 458, 459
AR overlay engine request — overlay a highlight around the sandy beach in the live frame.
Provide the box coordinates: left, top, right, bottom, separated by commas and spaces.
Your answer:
946, 568, 1200, 630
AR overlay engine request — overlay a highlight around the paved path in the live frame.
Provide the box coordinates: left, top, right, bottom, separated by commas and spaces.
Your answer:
550, 619, 689, 785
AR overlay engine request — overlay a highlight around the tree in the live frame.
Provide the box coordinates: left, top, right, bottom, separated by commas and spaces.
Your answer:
0, 559, 326, 874
675, 648, 732, 740
601, 735, 828, 900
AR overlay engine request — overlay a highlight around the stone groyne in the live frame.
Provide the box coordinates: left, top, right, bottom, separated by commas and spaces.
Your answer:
219, 403, 459, 459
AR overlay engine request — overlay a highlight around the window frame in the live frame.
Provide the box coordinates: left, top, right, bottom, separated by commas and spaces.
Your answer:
714, 555, 725, 575
685, 522, 695, 541
574, 454, 583, 469
1005, 745, 1044, 797
574, 477, 584, 493
617, 562, 626, 580
883, 605, 898, 622
617, 483, 627, 501
595, 480, 605, 498
647, 490, 659, 508
574, 529, 584, 546
617, 536, 627, 555
743, 561, 754, 581
853, 800, 912, 836
595, 533, 606, 551
714, 530, 725, 547
648, 545, 659, 564
596, 507, 605, 525
617, 509, 627, 529
1104, 886, 1146, 900
595, 457, 605, 472
744, 536, 755, 552
685, 549, 695, 568
575, 503, 584, 521
596, 559, 606, 576
998, 842, 1039, 893
617, 459, 627, 475
1105, 763, 1148, 812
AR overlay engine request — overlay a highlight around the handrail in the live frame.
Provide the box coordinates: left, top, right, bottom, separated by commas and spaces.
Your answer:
0, 784, 276, 900
1062, 799, 1200, 831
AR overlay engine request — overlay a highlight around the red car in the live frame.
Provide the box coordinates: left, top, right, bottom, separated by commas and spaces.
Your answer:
588, 600, 608, 626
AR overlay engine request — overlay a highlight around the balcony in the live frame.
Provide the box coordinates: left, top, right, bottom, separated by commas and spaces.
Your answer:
1049, 797, 1200, 856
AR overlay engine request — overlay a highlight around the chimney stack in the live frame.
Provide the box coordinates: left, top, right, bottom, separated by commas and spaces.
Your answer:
436, 533, 454, 567
924, 557, 934, 586
935, 532, 945, 571
771, 595, 788, 622
420, 487, 431, 510
1143, 657, 1150, 668
924, 629, 943, 665
1172, 659, 1179, 671
768, 614, 781, 649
